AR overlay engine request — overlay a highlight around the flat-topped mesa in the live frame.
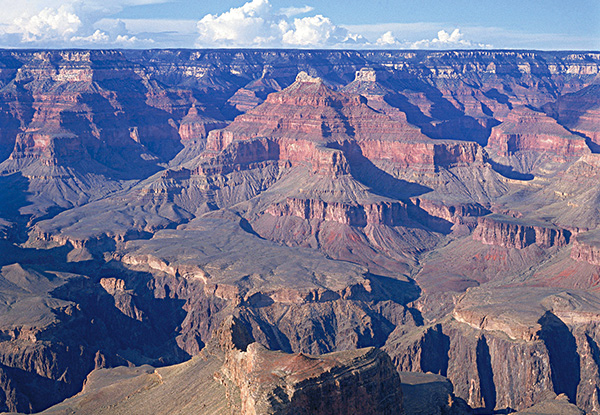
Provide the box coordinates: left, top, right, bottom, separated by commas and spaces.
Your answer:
354, 67, 390, 83
472, 214, 571, 249
216, 317, 404, 415
487, 106, 590, 159
571, 231, 600, 265
341, 68, 392, 97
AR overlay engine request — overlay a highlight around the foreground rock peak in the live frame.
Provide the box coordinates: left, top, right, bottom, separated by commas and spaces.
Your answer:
217, 316, 405, 415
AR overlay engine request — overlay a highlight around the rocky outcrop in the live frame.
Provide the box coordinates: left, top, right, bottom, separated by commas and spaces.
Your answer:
514, 392, 584, 414
205, 71, 487, 174
571, 231, 600, 265
178, 104, 228, 142
544, 83, 600, 147
410, 198, 490, 229
217, 316, 404, 415
266, 198, 409, 227
473, 214, 571, 249
487, 106, 590, 159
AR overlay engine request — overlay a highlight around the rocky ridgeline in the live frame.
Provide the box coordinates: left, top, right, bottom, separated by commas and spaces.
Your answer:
473, 214, 571, 249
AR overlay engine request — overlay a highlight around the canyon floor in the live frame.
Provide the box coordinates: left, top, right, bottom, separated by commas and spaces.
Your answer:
0, 49, 598, 414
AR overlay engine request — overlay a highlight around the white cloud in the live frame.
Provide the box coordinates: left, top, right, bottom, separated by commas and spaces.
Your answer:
0, 0, 165, 47
197, 0, 280, 47
14, 5, 82, 42
196, 0, 364, 48
71, 29, 109, 43
411, 28, 492, 49
0, 1, 586, 50
376, 31, 398, 46
281, 15, 361, 46
280, 5, 314, 18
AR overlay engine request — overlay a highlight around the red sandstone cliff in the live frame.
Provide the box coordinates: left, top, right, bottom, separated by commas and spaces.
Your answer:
205, 71, 485, 174
473, 214, 571, 249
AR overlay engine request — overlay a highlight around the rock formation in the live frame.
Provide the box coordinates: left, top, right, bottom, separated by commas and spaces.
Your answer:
571, 230, 600, 265
473, 214, 571, 249
487, 106, 589, 160
217, 317, 404, 415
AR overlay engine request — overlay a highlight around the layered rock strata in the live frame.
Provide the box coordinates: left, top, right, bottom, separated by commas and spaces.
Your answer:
487, 106, 589, 160
571, 231, 600, 265
205, 71, 486, 174
473, 214, 571, 249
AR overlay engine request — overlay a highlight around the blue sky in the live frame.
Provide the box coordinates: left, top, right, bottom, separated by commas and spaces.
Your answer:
0, 0, 597, 50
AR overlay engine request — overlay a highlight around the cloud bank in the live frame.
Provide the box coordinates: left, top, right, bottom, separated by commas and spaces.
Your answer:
0, 0, 159, 47
194, 0, 490, 49
195, 0, 364, 48
411, 29, 492, 49
0, 0, 495, 49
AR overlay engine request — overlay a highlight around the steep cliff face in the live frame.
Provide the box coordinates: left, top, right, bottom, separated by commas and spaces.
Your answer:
217, 316, 403, 415
571, 231, 600, 265
266, 198, 410, 227
384, 287, 600, 413
178, 104, 228, 143
206, 71, 487, 174
473, 214, 571, 249
2, 51, 188, 168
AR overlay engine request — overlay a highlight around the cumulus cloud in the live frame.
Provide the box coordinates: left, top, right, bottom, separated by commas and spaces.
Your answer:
280, 5, 314, 18
0, 0, 163, 47
411, 28, 492, 49
197, 0, 280, 47
0, 0, 496, 50
376, 31, 398, 46
196, 0, 365, 48
281, 15, 362, 46
14, 5, 82, 42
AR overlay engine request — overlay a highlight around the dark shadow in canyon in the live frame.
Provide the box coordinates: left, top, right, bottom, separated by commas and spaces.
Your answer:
538, 311, 580, 403
487, 159, 535, 181
366, 273, 421, 305
477, 335, 497, 413
420, 324, 450, 377
0, 173, 34, 242
382, 78, 498, 146
330, 141, 432, 200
